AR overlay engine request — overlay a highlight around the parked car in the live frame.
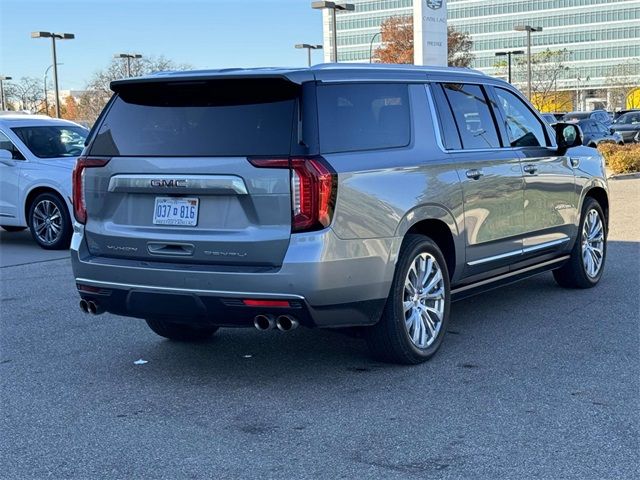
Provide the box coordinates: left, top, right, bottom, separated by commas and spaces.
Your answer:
613, 108, 640, 120
71, 65, 609, 364
540, 113, 557, 125
576, 119, 624, 147
0, 115, 89, 249
610, 110, 640, 143
563, 110, 612, 127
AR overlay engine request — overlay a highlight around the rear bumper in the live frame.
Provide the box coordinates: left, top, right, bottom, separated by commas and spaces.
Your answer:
70, 224, 398, 327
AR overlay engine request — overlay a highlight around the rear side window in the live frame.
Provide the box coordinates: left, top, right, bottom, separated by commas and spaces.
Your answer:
90, 79, 298, 157
442, 83, 501, 149
317, 83, 411, 153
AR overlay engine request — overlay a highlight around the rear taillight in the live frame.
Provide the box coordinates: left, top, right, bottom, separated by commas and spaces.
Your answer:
249, 156, 337, 232
72, 156, 110, 224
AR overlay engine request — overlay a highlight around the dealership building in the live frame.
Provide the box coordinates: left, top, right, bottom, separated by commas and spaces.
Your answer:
320, 0, 640, 109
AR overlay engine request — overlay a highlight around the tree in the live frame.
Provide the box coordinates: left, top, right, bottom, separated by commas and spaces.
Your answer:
4, 77, 44, 112
373, 16, 474, 67
603, 59, 640, 110
495, 49, 572, 110
64, 95, 79, 121
77, 55, 192, 123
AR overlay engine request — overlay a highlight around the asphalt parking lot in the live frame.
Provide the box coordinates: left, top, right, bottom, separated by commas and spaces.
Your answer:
1, 178, 638, 479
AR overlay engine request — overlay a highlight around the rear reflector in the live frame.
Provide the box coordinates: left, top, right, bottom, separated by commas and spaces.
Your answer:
242, 299, 290, 307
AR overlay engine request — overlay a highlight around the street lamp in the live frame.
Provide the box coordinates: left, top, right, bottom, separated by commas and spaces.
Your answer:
514, 25, 542, 99
295, 44, 323, 67
369, 31, 382, 63
31, 31, 75, 118
0, 76, 12, 111
44, 63, 62, 116
115, 53, 143, 77
311, 2, 355, 63
494, 50, 524, 84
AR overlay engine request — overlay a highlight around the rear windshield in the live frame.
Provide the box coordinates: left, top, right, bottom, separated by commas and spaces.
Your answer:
317, 83, 411, 153
90, 79, 298, 157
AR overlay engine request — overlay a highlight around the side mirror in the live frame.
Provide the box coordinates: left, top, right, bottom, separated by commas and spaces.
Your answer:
0, 149, 14, 161
554, 123, 583, 152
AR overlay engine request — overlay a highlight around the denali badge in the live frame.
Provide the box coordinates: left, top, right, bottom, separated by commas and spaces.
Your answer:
150, 179, 187, 188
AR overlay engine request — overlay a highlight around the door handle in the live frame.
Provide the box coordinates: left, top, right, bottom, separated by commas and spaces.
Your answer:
465, 169, 484, 180
570, 157, 580, 168
523, 164, 538, 174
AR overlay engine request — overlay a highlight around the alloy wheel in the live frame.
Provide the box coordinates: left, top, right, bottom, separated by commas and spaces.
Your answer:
32, 199, 63, 246
403, 252, 446, 349
581, 208, 604, 278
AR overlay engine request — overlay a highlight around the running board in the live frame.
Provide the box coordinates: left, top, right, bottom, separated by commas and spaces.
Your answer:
451, 256, 570, 301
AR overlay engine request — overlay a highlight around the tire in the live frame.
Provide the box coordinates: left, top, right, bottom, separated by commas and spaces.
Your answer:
553, 197, 607, 289
145, 319, 218, 342
28, 192, 72, 250
1, 225, 27, 232
365, 234, 451, 365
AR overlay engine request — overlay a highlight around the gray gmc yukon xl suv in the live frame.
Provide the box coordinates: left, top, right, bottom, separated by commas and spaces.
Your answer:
71, 64, 609, 364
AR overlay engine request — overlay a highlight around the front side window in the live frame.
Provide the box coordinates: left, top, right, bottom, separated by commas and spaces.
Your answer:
11, 126, 88, 158
441, 83, 501, 149
0, 131, 25, 160
317, 83, 411, 153
494, 88, 548, 148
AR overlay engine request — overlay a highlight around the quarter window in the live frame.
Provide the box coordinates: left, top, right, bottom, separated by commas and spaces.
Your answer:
494, 88, 549, 147
442, 83, 501, 149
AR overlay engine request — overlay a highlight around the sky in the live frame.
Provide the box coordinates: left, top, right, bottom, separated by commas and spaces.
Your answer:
0, 0, 324, 90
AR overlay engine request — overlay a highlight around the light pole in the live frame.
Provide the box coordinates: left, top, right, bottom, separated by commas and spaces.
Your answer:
514, 25, 542, 100
31, 31, 75, 118
0, 76, 11, 111
43, 63, 62, 116
295, 44, 323, 67
369, 31, 382, 63
115, 53, 143, 77
494, 50, 524, 84
311, 2, 355, 63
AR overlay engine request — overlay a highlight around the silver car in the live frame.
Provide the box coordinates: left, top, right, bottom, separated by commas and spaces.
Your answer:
71, 65, 609, 364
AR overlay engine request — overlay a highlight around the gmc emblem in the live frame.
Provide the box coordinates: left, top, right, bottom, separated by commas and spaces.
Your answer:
150, 179, 187, 188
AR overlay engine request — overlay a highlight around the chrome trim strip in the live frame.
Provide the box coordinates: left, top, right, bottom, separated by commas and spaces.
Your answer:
467, 238, 570, 266
467, 248, 523, 266
453, 256, 570, 295
522, 237, 570, 254
75, 278, 306, 300
108, 174, 248, 195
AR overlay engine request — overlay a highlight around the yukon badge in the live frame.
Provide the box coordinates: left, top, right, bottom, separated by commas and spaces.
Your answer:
150, 179, 187, 188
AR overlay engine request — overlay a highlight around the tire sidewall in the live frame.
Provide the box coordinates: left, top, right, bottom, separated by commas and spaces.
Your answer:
28, 192, 72, 250
390, 237, 451, 361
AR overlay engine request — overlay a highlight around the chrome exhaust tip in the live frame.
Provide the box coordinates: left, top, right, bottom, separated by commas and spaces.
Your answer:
254, 314, 275, 331
79, 299, 89, 314
276, 315, 299, 332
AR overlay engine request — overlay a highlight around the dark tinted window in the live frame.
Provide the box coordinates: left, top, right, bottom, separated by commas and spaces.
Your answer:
317, 83, 410, 153
494, 87, 548, 147
442, 83, 500, 149
578, 121, 593, 134
0, 131, 25, 160
90, 79, 298, 157
12, 126, 88, 158
430, 84, 462, 150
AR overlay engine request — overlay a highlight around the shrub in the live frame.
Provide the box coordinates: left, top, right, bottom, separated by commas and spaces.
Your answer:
597, 143, 640, 174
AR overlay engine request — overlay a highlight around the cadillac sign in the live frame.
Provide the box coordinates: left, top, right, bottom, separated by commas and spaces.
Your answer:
414, 0, 448, 66
426, 0, 443, 10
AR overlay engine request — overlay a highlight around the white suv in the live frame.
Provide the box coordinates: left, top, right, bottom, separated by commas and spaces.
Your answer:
0, 114, 88, 249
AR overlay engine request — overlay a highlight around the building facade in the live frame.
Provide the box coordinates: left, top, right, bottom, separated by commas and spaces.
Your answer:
323, 0, 640, 110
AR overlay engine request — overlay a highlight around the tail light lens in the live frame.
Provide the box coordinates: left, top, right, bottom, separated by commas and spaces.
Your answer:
249, 156, 337, 232
72, 156, 110, 224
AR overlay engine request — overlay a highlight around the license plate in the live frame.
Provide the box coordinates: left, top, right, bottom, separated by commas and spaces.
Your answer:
153, 197, 199, 226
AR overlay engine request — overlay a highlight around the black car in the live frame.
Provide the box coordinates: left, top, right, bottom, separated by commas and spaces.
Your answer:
577, 119, 624, 147
564, 110, 612, 127
611, 111, 640, 143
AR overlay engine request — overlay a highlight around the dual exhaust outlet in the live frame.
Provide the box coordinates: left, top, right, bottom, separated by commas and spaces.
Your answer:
79, 299, 104, 315
254, 314, 298, 332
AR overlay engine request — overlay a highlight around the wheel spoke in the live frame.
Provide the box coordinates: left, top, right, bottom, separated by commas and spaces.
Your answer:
403, 300, 413, 313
